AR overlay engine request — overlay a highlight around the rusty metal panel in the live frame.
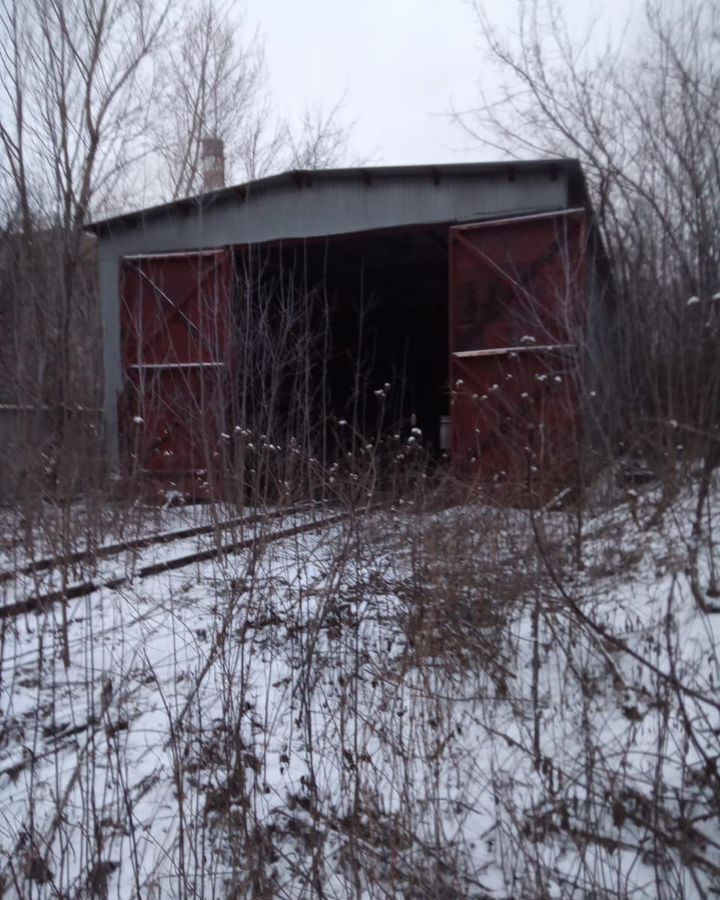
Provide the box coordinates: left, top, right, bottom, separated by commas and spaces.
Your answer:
119, 250, 232, 479
449, 210, 587, 493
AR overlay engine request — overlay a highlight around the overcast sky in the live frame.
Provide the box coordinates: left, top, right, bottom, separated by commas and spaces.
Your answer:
241, 0, 643, 168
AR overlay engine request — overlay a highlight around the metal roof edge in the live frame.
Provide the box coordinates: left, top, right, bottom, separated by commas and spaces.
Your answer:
86, 158, 585, 235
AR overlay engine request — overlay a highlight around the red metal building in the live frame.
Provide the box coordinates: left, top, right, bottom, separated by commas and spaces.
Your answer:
88, 161, 608, 497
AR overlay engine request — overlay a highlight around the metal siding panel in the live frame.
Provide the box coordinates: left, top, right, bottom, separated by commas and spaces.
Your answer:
88, 160, 584, 234
449, 211, 587, 495
119, 250, 232, 479
95, 170, 570, 258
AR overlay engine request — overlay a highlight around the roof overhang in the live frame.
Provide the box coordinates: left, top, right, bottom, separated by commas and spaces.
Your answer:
87, 159, 588, 241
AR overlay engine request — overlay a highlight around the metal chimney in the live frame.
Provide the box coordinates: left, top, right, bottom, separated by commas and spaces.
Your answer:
201, 135, 225, 192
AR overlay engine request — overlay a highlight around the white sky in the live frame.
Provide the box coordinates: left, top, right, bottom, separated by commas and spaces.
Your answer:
241, 0, 643, 167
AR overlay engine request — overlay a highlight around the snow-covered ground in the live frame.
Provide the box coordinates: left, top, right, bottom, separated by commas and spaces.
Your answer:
0, 479, 718, 898
0, 505, 313, 612
0, 502, 274, 574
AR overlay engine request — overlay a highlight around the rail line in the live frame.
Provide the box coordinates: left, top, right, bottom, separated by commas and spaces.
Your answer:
0, 499, 380, 889
0, 503, 371, 776
0, 505, 310, 585
0, 505, 363, 620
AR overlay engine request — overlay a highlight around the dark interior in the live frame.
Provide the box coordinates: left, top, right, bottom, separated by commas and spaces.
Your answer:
235, 225, 450, 453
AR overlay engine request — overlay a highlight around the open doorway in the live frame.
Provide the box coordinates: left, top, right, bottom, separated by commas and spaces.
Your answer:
233, 224, 450, 458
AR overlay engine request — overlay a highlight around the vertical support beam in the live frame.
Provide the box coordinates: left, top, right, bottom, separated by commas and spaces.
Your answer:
99, 247, 122, 471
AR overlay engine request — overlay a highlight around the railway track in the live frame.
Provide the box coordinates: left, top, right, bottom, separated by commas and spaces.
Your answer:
0, 499, 381, 893
0, 504, 364, 620
0, 505, 307, 584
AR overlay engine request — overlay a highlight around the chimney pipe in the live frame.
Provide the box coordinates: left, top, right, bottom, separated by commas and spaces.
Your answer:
201, 135, 225, 192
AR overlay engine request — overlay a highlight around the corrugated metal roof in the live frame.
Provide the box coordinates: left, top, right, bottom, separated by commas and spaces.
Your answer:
86, 158, 587, 235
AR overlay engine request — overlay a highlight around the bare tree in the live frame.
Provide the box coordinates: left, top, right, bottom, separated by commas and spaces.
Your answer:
234, 95, 287, 181
287, 97, 353, 170
1, 0, 170, 231
153, 0, 266, 199
457, 0, 720, 482
154, 0, 353, 198
462, 0, 719, 289
0, 0, 171, 500
237, 96, 354, 181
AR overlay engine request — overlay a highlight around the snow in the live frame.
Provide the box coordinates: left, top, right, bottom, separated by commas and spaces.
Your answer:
1, 480, 719, 897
